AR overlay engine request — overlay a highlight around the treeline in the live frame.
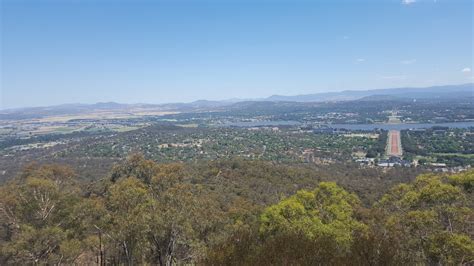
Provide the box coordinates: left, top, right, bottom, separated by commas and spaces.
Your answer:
206, 173, 474, 265
0, 155, 472, 265
366, 130, 387, 158
0, 130, 108, 150
401, 129, 474, 166
0, 156, 236, 265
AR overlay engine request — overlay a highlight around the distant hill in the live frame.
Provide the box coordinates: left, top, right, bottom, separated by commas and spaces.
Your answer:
262, 83, 473, 102
0, 102, 135, 120
355, 95, 410, 102
1, 83, 472, 120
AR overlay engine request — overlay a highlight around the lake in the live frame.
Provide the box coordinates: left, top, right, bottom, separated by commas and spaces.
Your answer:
222, 120, 474, 130
326, 121, 474, 131
223, 121, 301, 127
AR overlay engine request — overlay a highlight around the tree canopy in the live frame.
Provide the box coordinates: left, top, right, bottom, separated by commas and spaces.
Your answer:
0, 157, 472, 265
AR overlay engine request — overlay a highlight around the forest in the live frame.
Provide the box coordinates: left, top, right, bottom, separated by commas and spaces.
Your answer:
0, 154, 472, 265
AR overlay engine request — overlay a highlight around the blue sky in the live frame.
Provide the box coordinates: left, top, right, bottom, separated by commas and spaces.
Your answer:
1, 0, 473, 108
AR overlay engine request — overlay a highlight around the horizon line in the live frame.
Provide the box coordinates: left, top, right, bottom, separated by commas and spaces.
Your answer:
1, 82, 472, 111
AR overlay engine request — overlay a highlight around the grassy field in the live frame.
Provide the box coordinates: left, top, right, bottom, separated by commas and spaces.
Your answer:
32, 126, 80, 134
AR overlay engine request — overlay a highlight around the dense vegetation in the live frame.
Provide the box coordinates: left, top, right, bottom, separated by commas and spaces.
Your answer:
1, 154, 472, 265
206, 172, 474, 265
0, 125, 383, 182
159, 97, 474, 124
365, 130, 387, 158
402, 128, 474, 166
50, 126, 378, 163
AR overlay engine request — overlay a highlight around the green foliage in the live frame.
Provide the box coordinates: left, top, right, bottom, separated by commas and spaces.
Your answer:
206, 170, 474, 265
377, 173, 474, 264
106, 177, 153, 264
401, 128, 474, 166
449, 170, 474, 192
110, 153, 158, 183
1, 159, 473, 265
5, 225, 66, 264
260, 182, 364, 252
366, 130, 387, 158
0, 165, 83, 264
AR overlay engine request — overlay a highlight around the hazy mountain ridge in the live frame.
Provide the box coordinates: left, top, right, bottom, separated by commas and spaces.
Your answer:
1, 83, 472, 120
263, 83, 473, 102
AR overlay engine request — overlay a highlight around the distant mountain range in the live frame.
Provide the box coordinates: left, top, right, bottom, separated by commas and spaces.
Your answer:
1, 83, 472, 120
262, 83, 473, 102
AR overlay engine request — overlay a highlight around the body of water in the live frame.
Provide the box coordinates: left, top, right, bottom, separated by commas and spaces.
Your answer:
326, 121, 474, 131
222, 120, 474, 130
223, 121, 301, 127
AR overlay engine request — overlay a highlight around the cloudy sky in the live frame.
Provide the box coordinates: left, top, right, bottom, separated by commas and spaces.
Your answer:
1, 0, 473, 108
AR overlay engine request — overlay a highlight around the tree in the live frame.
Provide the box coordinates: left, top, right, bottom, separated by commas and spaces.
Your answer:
377, 173, 474, 264
260, 182, 365, 254
448, 170, 474, 193
0, 165, 83, 264
105, 177, 152, 264
147, 180, 225, 265
110, 153, 158, 183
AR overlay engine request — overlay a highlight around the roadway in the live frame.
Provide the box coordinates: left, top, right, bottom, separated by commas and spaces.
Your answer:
386, 130, 402, 157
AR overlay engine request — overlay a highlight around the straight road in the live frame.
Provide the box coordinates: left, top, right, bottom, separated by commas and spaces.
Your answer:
386, 130, 402, 157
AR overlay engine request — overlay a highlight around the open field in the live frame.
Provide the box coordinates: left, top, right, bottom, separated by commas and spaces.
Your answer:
36, 110, 179, 123
30, 126, 81, 134
388, 116, 402, 124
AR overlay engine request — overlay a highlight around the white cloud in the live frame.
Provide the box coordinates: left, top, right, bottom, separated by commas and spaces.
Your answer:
356, 58, 365, 62
461, 67, 471, 73
402, 0, 416, 4
401, 59, 417, 65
